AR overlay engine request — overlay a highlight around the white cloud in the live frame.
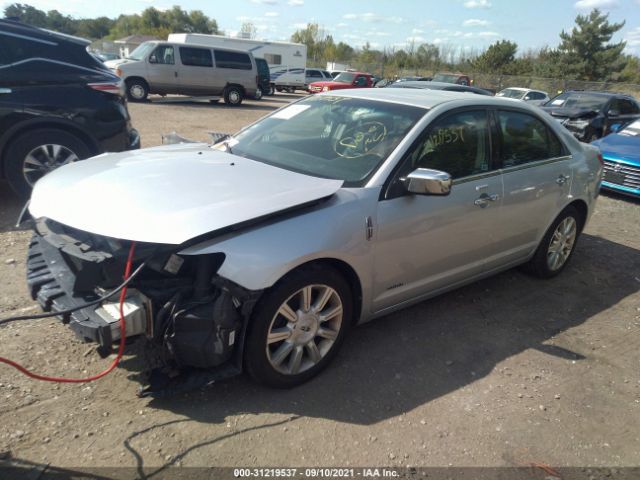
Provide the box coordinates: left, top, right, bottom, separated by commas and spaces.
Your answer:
412, 28, 424, 34
406, 36, 426, 43
264, 11, 279, 17
250, 0, 278, 4
464, 0, 491, 9
287, 0, 304, 5
478, 31, 501, 37
624, 26, 640, 53
342, 12, 405, 23
463, 19, 489, 27
366, 31, 392, 37
292, 22, 308, 29
574, 0, 619, 9
336, 23, 349, 28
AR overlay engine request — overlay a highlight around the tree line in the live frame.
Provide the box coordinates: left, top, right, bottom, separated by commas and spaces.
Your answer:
3, 4, 639, 84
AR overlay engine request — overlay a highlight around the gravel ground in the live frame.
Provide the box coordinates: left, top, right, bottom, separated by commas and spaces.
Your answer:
0, 93, 639, 477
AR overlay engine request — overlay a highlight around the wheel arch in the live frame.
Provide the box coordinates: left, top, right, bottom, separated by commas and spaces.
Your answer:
0, 121, 100, 178
225, 83, 246, 96
566, 198, 589, 233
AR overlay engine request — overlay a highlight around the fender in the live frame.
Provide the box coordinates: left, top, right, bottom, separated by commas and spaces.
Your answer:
179, 188, 381, 317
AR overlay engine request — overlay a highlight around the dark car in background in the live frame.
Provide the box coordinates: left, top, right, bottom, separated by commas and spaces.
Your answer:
387, 80, 493, 96
0, 19, 140, 196
540, 91, 640, 143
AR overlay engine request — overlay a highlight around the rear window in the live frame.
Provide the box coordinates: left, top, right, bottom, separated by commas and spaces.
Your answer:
179, 47, 213, 67
214, 50, 252, 70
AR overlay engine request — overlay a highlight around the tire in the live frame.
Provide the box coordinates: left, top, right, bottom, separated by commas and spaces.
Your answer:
254, 86, 263, 100
125, 78, 149, 102
224, 86, 243, 106
245, 265, 353, 388
522, 206, 582, 278
4, 129, 91, 197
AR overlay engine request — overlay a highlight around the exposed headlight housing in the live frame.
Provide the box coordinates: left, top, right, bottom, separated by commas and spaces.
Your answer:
565, 119, 590, 130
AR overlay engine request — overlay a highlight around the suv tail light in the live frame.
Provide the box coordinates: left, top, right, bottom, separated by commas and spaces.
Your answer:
88, 81, 124, 97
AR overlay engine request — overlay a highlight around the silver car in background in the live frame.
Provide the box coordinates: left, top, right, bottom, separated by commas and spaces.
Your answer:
497, 87, 550, 106
27, 89, 602, 390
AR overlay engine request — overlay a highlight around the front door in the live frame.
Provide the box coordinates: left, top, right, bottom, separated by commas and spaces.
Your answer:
373, 109, 504, 312
146, 44, 177, 93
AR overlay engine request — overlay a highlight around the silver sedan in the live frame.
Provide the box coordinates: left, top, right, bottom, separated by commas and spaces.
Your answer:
27, 89, 603, 389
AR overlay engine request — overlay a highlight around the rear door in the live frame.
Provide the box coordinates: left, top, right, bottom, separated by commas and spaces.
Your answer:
373, 108, 504, 312
495, 108, 573, 267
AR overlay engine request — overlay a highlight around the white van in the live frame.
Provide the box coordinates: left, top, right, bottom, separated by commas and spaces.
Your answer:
106, 41, 258, 105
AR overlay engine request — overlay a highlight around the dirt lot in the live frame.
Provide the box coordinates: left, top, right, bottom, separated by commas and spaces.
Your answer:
0, 93, 639, 476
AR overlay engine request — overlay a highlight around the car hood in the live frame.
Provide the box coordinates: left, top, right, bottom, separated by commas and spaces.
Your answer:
540, 106, 598, 119
104, 58, 136, 69
592, 134, 640, 163
29, 144, 343, 245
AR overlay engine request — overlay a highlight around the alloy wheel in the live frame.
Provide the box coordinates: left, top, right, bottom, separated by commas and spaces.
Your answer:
547, 217, 577, 271
266, 284, 343, 375
22, 144, 78, 186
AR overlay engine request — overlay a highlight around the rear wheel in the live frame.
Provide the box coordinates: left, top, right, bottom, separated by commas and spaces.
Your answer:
522, 206, 581, 278
125, 78, 149, 102
4, 129, 91, 197
245, 265, 352, 388
224, 86, 243, 106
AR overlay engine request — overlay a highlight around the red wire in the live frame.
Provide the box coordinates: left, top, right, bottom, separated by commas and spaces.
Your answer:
0, 242, 137, 383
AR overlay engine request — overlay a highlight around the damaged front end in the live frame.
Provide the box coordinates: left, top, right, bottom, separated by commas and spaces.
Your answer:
27, 218, 261, 394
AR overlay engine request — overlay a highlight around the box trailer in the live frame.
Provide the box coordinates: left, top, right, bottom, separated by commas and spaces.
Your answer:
168, 33, 307, 92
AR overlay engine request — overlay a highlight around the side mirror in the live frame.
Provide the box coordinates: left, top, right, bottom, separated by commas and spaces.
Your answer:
402, 168, 452, 196
149, 55, 158, 64
608, 109, 621, 118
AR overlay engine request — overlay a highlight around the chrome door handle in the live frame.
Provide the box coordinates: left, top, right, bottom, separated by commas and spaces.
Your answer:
474, 193, 499, 208
0, 88, 11, 94
556, 174, 570, 185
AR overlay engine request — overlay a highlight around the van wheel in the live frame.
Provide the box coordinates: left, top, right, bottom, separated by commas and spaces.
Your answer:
126, 79, 149, 102
224, 86, 243, 106
5, 129, 91, 197
254, 86, 263, 100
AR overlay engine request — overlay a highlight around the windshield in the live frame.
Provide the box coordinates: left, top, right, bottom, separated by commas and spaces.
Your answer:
333, 72, 356, 83
432, 74, 457, 83
222, 96, 426, 185
128, 42, 156, 61
497, 89, 525, 99
620, 119, 640, 137
545, 93, 608, 111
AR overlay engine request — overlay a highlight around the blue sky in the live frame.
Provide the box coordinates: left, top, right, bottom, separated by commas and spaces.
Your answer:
4, 0, 640, 54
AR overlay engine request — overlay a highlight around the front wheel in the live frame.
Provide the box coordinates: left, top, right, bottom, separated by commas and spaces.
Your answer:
125, 78, 149, 102
245, 266, 352, 388
522, 206, 581, 278
224, 86, 243, 106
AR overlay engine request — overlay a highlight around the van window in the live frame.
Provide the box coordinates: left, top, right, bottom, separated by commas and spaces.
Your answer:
179, 47, 213, 67
214, 50, 252, 70
264, 53, 281, 65
151, 45, 174, 65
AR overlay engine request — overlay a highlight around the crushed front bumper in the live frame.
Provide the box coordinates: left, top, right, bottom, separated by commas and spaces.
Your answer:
26, 232, 122, 353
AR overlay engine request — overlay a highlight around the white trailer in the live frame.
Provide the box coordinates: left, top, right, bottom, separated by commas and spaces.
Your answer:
168, 33, 307, 92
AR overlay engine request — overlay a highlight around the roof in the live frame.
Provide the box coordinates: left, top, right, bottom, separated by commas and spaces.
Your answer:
324, 87, 528, 110
114, 35, 158, 44
0, 18, 90, 46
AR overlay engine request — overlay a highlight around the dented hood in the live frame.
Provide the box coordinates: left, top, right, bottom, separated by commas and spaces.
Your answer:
29, 144, 343, 244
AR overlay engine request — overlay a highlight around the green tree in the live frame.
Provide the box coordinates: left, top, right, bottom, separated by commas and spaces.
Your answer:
471, 40, 518, 74
558, 9, 626, 81
3, 3, 47, 26
619, 55, 640, 83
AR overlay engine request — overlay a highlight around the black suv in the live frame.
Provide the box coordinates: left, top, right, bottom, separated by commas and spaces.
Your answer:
0, 19, 140, 196
540, 90, 640, 143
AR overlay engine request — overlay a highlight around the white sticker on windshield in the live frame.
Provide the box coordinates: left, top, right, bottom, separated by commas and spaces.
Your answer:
551, 99, 565, 106
271, 104, 311, 120
620, 119, 640, 136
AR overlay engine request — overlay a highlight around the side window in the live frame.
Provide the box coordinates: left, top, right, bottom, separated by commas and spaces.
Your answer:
619, 99, 639, 115
180, 47, 212, 67
214, 50, 252, 70
498, 110, 563, 166
532, 92, 546, 100
403, 110, 490, 180
151, 45, 174, 65
322, 70, 331, 78
355, 76, 367, 86
264, 53, 281, 65
0, 35, 39, 65
308, 70, 321, 78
